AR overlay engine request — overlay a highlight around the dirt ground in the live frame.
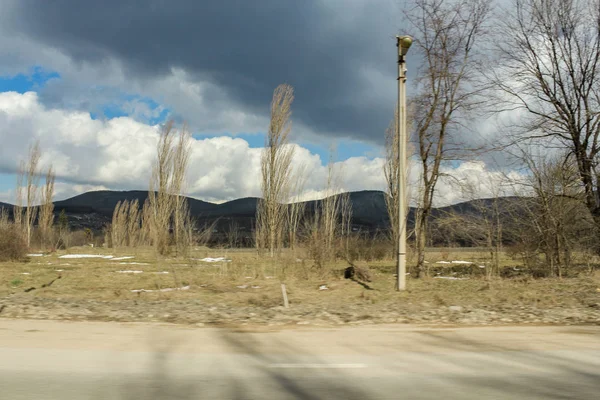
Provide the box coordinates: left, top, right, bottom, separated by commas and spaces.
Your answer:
1, 246, 599, 327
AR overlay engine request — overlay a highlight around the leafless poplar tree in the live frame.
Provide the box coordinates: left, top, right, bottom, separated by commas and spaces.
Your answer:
256, 84, 295, 257
172, 125, 192, 256
384, 109, 400, 255
407, 0, 491, 276
38, 165, 55, 247
125, 199, 141, 247
149, 121, 176, 255
147, 120, 193, 255
15, 141, 42, 248
286, 163, 308, 252
321, 156, 343, 256
490, 0, 600, 248
111, 200, 129, 248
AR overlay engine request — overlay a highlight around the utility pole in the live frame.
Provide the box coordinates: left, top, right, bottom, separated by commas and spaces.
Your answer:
396, 35, 412, 291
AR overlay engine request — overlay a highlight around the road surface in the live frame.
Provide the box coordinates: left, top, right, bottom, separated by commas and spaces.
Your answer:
1, 319, 599, 399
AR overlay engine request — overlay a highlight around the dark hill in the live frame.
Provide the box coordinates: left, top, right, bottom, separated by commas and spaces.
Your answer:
53, 190, 217, 217
0, 190, 533, 245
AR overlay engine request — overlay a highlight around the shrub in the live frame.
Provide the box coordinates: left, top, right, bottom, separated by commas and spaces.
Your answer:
0, 225, 28, 262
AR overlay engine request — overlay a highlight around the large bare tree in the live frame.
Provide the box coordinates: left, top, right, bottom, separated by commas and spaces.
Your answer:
491, 0, 600, 247
407, 0, 491, 276
256, 84, 295, 257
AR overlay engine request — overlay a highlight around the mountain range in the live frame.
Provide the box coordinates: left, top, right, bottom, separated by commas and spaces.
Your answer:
0, 190, 526, 245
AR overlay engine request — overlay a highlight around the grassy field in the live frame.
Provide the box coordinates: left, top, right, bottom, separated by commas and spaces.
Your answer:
1, 246, 599, 317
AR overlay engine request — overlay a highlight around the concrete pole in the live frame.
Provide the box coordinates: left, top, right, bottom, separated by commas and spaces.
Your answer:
396, 40, 408, 291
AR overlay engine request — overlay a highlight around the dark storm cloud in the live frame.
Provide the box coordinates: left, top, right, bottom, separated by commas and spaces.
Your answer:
4, 0, 403, 143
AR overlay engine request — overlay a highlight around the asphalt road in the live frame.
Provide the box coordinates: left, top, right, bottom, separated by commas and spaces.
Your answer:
1, 319, 599, 399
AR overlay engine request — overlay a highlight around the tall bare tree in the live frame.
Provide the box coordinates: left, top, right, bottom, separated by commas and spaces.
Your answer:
407, 0, 491, 276
111, 200, 129, 248
384, 109, 400, 255
172, 125, 192, 256
256, 84, 295, 257
491, 0, 600, 247
286, 163, 308, 251
16, 141, 42, 248
147, 120, 193, 255
149, 121, 176, 255
38, 165, 55, 247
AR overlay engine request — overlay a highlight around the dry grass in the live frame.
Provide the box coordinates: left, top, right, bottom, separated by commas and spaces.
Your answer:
1, 247, 598, 313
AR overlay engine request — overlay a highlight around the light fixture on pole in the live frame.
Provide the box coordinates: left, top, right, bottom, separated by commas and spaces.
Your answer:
396, 35, 412, 291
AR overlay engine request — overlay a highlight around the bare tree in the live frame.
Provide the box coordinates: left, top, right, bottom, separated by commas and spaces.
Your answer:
339, 190, 353, 259
172, 125, 192, 256
286, 163, 308, 252
126, 199, 141, 247
139, 199, 153, 246
111, 200, 129, 248
384, 109, 400, 255
149, 121, 176, 255
13, 164, 24, 231
407, 0, 491, 276
146, 120, 193, 255
490, 0, 600, 248
457, 173, 505, 277
17, 141, 42, 248
321, 154, 343, 257
257, 84, 295, 257
38, 165, 55, 247
509, 149, 590, 276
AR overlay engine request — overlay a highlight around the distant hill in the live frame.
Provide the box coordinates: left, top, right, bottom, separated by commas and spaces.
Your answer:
0, 189, 531, 245
53, 190, 217, 217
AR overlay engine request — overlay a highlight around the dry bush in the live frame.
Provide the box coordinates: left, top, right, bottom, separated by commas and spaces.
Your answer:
0, 224, 27, 262
342, 234, 392, 263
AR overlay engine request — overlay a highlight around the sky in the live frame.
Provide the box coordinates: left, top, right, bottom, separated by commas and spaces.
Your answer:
0, 0, 519, 206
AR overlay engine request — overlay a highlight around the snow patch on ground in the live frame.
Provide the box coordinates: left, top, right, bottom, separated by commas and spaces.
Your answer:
118, 262, 149, 265
451, 260, 472, 264
116, 270, 144, 274
436, 261, 451, 264
131, 285, 190, 293
196, 257, 231, 263
59, 254, 112, 259
112, 256, 134, 261
27, 254, 44, 257
434, 276, 469, 280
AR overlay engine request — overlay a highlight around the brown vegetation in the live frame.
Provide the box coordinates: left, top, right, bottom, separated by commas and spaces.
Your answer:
256, 84, 296, 257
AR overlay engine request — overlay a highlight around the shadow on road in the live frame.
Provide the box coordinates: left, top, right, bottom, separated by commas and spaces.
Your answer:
409, 329, 600, 399
104, 326, 600, 399
112, 327, 372, 400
